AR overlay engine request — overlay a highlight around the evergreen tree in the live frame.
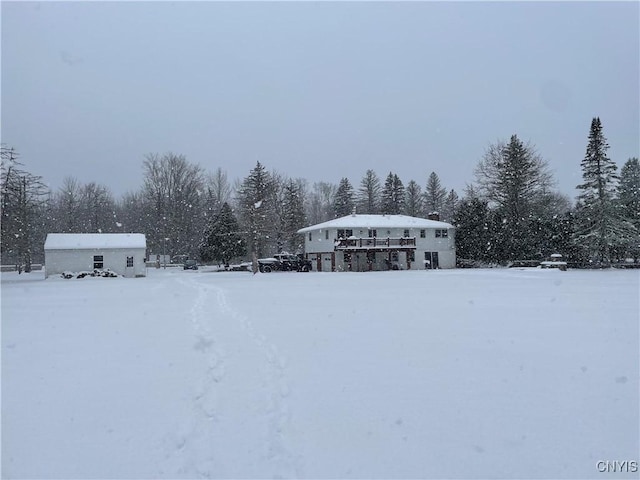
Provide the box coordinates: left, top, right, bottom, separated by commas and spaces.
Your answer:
475, 135, 552, 221
237, 161, 275, 258
441, 189, 459, 222
404, 180, 423, 217
199, 202, 246, 265
453, 197, 492, 263
424, 172, 447, 215
282, 178, 307, 253
356, 169, 381, 214
574, 118, 635, 264
333, 177, 355, 217
618, 157, 640, 228
474, 135, 554, 260
617, 157, 640, 261
381, 172, 405, 214
545, 211, 587, 264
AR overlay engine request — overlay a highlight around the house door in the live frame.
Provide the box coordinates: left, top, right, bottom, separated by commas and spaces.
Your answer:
424, 252, 439, 269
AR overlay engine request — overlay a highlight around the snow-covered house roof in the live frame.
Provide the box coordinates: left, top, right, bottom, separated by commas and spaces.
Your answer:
44, 233, 147, 250
297, 214, 454, 234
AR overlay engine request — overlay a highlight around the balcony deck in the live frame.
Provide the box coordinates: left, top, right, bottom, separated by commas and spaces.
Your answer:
334, 237, 416, 250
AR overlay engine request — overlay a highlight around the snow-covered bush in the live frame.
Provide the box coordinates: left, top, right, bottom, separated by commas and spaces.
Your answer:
61, 269, 120, 279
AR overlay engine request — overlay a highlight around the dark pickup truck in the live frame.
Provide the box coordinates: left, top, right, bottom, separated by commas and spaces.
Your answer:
258, 253, 312, 273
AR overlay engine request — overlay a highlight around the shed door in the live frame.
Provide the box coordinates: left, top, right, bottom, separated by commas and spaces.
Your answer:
125, 256, 134, 277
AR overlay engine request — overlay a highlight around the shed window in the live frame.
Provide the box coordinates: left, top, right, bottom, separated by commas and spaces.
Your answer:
93, 255, 104, 269
126, 256, 134, 268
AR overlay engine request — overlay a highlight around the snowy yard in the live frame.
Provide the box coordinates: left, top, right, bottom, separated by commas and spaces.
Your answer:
2, 267, 638, 479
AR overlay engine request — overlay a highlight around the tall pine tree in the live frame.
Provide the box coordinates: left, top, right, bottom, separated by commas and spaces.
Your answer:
618, 157, 640, 229
282, 179, 307, 253
574, 118, 634, 264
424, 172, 447, 215
356, 169, 381, 214
441, 189, 459, 222
199, 202, 246, 265
381, 172, 405, 214
453, 197, 492, 263
474, 135, 553, 260
404, 180, 423, 217
237, 161, 275, 258
333, 177, 355, 217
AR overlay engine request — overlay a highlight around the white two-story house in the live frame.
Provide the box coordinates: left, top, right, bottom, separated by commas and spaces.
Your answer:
297, 214, 455, 272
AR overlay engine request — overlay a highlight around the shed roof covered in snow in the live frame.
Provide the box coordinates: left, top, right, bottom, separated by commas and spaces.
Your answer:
297, 214, 454, 234
44, 233, 147, 250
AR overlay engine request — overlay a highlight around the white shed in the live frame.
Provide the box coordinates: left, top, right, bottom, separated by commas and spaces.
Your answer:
44, 233, 147, 278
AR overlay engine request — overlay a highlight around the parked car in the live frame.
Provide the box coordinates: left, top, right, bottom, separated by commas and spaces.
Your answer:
272, 253, 312, 272
183, 259, 198, 270
257, 253, 312, 273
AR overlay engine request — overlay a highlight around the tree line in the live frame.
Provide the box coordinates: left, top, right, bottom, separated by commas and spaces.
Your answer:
1, 117, 638, 270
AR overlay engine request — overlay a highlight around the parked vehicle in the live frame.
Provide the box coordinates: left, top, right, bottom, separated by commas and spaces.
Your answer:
540, 253, 567, 271
183, 259, 198, 270
273, 253, 312, 272
257, 253, 312, 273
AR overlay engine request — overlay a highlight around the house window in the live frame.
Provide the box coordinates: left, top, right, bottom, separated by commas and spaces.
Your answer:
309, 232, 312, 241
435, 229, 448, 238
407, 251, 415, 262
391, 252, 399, 262
126, 256, 134, 268
420, 229, 426, 238
337, 229, 344, 238
403, 229, 410, 237
93, 255, 104, 269
368, 229, 377, 238
325, 230, 329, 240
345, 229, 353, 237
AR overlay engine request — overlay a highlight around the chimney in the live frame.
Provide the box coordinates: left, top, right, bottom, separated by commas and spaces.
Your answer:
427, 212, 440, 221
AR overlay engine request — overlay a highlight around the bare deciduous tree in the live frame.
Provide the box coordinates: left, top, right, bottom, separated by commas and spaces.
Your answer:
141, 152, 205, 258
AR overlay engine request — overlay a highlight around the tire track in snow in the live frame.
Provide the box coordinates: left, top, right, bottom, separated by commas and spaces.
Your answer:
160, 277, 227, 478
213, 284, 303, 479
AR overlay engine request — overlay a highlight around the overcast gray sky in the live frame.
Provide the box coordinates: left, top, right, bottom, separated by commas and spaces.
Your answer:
2, 1, 638, 199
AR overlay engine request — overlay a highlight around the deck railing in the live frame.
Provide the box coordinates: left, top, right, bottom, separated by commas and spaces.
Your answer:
334, 237, 416, 249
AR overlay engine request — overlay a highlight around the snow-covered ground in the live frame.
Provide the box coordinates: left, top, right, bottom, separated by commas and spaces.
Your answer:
2, 267, 638, 479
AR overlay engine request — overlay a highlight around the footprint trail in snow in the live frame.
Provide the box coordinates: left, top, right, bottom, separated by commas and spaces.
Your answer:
159, 276, 302, 479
